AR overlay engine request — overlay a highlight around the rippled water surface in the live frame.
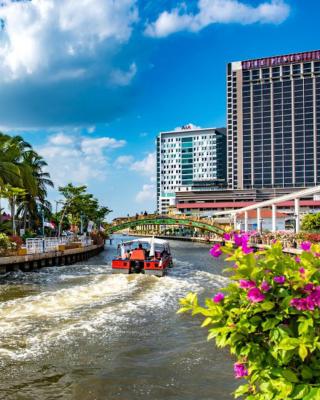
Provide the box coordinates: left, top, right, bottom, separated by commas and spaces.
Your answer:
0, 236, 237, 400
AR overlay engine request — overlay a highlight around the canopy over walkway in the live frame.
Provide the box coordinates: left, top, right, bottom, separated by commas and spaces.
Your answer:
109, 214, 224, 235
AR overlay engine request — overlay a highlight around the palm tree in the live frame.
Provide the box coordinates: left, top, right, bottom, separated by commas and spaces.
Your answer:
17, 150, 54, 230
0, 133, 54, 232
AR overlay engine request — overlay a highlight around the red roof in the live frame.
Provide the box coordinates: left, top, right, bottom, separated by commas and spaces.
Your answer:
176, 200, 320, 210
238, 210, 287, 219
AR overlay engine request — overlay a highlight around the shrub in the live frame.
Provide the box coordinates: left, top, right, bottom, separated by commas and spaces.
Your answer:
301, 213, 320, 232
0, 233, 15, 255
179, 234, 320, 399
9, 235, 23, 249
90, 231, 106, 245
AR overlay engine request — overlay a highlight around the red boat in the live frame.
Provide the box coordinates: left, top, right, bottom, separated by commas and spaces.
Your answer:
112, 238, 173, 277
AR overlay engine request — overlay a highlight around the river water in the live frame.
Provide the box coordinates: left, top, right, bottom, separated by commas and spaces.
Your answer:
0, 236, 237, 400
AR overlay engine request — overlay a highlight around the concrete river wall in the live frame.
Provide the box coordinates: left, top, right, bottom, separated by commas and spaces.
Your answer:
0, 244, 104, 274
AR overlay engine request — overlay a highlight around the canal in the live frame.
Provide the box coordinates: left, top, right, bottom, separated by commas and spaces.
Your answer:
0, 235, 237, 400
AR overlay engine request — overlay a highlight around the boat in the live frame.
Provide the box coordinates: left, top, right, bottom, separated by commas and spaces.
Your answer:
112, 237, 173, 277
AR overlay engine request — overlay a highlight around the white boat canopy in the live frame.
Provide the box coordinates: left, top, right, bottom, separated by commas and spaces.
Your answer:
120, 237, 171, 258
121, 237, 169, 246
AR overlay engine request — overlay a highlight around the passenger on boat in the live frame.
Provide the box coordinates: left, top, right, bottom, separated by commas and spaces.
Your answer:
130, 244, 146, 260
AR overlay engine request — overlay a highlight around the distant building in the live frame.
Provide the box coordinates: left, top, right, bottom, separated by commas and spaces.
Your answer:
237, 209, 289, 231
156, 127, 226, 214
174, 187, 320, 217
227, 50, 320, 191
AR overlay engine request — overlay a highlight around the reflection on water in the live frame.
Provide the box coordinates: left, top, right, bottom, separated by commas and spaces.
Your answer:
0, 236, 236, 400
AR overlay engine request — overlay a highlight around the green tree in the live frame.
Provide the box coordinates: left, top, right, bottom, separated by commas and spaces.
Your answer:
0, 133, 54, 233
1, 184, 26, 235
301, 213, 320, 232
16, 150, 54, 230
57, 183, 110, 235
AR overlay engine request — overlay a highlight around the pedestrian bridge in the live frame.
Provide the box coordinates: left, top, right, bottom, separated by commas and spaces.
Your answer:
109, 214, 224, 235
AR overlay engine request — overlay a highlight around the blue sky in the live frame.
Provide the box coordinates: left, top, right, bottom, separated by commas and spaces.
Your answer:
0, 0, 318, 218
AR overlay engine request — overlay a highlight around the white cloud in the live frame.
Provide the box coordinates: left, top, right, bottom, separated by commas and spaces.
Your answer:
135, 184, 156, 203
130, 152, 156, 178
0, 0, 138, 81
37, 133, 126, 186
114, 155, 134, 168
87, 126, 96, 134
81, 137, 126, 155
110, 63, 137, 86
145, 0, 290, 38
49, 132, 74, 145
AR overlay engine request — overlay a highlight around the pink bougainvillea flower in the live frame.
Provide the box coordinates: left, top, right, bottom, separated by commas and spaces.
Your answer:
261, 281, 271, 292
304, 283, 315, 293
239, 279, 256, 289
301, 241, 311, 252
247, 288, 265, 303
234, 363, 248, 379
295, 256, 301, 263
242, 243, 254, 254
274, 276, 285, 284
213, 292, 225, 303
234, 234, 249, 247
223, 233, 231, 241
209, 244, 222, 258
315, 252, 320, 258
299, 267, 306, 276
291, 297, 315, 311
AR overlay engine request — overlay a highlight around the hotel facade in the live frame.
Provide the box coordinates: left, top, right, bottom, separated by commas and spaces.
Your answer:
156, 127, 226, 214
227, 50, 320, 191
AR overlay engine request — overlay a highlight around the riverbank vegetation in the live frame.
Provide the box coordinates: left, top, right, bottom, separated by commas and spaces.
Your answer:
179, 234, 320, 399
0, 132, 110, 255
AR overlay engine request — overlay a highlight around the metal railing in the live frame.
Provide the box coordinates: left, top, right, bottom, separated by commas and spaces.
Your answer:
25, 236, 93, 254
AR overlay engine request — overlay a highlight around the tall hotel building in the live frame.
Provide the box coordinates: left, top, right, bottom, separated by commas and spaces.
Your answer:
227, 50, 320, 191
156, 127, 226, 214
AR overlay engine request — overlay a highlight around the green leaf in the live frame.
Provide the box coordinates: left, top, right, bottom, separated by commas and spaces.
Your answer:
176, 307, 190, 314
260, 301, 275, 311
301, 365, 313, 380
234, 384, 250, 398
291, 384, 310, 399
262, 318, 279, 331
281, 369, 299, 383
201, 317, 212, 328
298, 344, 308, 361
303, 387, 320, 400
298, 318, 314, 335
278, 337, 300, 350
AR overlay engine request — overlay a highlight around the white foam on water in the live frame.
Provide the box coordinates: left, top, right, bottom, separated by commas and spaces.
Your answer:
0, 259, 228, 364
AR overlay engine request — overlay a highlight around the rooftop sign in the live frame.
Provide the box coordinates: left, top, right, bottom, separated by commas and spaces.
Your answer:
242, 50, 320, 70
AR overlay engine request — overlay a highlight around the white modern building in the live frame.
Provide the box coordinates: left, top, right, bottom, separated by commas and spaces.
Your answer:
156, 126, 227, 214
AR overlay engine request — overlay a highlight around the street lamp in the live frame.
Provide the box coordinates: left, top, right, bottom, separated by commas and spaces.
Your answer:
260, 218, 264, 233
80, 212, 84, 235
41, 208, 45, 238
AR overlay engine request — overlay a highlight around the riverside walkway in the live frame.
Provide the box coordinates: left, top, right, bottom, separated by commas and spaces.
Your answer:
0, 237, 104, 274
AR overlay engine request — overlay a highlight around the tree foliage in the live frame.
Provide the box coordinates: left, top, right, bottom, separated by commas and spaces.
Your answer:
57, 183, 110, 232
0, 132, 54, 232
179, 236, 320, 399
301, 213, 320, 232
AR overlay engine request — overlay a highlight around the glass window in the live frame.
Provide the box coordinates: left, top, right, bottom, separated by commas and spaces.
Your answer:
272, 67, 280, 77
303, 63, 312, 73
292, 64, 301, 75
282, 65, 291, 75
252, 70, 260, 80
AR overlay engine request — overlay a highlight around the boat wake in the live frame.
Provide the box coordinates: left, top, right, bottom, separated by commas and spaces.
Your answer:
0, 257, 227, 365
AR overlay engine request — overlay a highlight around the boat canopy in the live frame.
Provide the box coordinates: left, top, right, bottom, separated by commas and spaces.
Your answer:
121, 237, 169, 246
120, 237, 171, 258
